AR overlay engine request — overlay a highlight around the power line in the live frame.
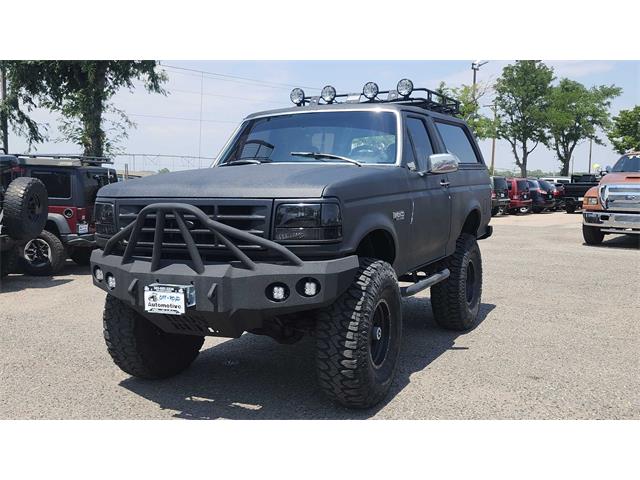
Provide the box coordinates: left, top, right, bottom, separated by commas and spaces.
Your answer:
161, 63, 321, 91
169, 87, 283, 106
127, 113, 240, 124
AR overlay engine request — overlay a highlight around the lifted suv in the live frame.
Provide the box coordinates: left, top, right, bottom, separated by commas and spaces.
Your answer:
91, 80, 493, 408
14, 155, 117, 275
0, 154, 48, 278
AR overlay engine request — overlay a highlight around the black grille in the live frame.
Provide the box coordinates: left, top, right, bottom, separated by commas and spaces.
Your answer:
116, 200, 272, 261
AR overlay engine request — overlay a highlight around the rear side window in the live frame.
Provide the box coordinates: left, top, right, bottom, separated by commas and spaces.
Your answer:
32, 171, 72, 198
493, 177, 508, 190
405, 117, 434, 171
516, 180, 528, 191
435, 122, 480, 164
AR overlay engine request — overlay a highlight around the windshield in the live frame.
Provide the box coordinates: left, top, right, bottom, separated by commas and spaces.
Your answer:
527, 179, 540, 189
538, 180, 553, 191
492, 177, 508, 190
611, 154, 640, 173
219, 111, 398, 165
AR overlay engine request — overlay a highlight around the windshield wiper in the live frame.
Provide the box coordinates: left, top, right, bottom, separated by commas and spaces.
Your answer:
222, 157, 273, 166
290, 151, 362, 167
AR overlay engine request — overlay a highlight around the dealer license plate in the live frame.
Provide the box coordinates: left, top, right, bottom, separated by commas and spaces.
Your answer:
144, 283, 195, 315
78, 223, 89, 234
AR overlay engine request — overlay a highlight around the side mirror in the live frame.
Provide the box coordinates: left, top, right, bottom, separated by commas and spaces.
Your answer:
429, 153, 459, 174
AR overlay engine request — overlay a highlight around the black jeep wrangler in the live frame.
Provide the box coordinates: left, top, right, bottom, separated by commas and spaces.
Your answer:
0, 153, 48, 278
91, 80, 493, 408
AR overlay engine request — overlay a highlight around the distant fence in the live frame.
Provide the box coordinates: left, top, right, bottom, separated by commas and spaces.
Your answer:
111, 153, 217, 173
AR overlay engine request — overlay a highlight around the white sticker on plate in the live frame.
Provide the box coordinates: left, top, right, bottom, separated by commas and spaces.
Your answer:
144, 289, 185, 315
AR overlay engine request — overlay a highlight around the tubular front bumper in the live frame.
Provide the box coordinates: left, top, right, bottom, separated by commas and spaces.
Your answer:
583, 210, 640, 233
90, 203, 360, 337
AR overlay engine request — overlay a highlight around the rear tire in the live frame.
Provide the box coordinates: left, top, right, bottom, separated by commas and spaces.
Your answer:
314, 258, 402, 408
103, 295, 204, 379
20, 230, 66, 276
491, 206, 499, 216
583, 225, 604, 245
431, 233, 482, 331
69, 247, 93, 266
2, 177, 48, 241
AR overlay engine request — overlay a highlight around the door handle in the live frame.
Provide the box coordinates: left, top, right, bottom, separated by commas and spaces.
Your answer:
440, 179, 450, 188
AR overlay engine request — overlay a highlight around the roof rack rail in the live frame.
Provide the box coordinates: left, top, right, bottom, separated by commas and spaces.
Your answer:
12, 153, 113, 166
290, 79, 461, 116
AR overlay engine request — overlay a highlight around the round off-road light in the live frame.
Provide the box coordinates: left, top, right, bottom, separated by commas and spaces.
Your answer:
290, 88, 305, 105
397, 78, 414, 97
106, 273, 116, 290
362, 82, 379, 100
266, 282, 289, 302
321, 85, 336, 103
297, 277, 321, 297
93, 267, 104, 282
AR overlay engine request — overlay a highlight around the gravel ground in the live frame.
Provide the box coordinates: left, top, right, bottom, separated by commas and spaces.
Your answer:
1, 212, 638, 419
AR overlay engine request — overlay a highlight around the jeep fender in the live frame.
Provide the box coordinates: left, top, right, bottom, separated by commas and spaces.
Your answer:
47, 213, 71, 235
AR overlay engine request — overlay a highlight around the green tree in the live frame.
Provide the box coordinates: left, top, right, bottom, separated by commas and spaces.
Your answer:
0, 62, 47, 150
436, 81, 494, 140
545, 79, 621, 175
5, 61, 166, 157
494, 60, 554, 177
607, 106, 640, 154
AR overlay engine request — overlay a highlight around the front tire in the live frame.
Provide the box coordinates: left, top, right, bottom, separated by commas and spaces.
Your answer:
431, 233, 482, 331
103, 295, 204, 379
583, 225, 604, 245
21, 230, 66, 276
314, 258, 402, 408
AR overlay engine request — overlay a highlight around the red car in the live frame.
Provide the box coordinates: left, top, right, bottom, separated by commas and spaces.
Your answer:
506, 177, 532, 214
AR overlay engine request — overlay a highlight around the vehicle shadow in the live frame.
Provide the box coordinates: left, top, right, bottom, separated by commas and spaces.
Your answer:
584, 235, 640, 250
120, 298, 495, 420
0, 260, 88, 292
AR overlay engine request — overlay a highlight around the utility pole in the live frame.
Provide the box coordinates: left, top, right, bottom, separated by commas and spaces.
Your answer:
198, 72, 204, 169
483, 103, 498, 175
0, 65, 8, 153
588, 137, 593, 173
471, 60, 489, 108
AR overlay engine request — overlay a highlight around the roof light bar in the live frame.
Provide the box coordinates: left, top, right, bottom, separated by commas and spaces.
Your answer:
288, 79, 460, 115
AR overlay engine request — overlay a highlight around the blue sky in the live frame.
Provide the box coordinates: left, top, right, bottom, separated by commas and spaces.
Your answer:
10, 60, 639, 173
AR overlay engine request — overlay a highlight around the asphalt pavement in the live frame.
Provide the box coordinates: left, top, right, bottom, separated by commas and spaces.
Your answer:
1, 212, 638, 419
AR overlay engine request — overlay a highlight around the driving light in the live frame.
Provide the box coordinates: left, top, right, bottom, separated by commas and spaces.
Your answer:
321, 85, 336, 103
290, 88, 305, 105
397, 78, 414, 97
297, 278, 321, 297
106, 273, 116, 290
362, 82, 379, 100
94, 267, 104, 282
267, 283, 289, 302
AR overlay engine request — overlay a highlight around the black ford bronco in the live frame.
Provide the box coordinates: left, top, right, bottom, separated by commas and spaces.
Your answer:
91, 80, 493, 408
1, 153, 49, 278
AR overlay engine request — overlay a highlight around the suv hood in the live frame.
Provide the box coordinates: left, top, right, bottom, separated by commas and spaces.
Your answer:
98, 163, 404, 200
599, 172, 640, 185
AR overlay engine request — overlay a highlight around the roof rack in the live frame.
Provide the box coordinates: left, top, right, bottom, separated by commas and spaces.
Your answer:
290, 79, 461, 116
12, 153, 113, 167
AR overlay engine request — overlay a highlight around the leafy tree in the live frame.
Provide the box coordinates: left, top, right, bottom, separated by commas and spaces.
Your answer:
157, 167, 171, 174
4, 61, 166, 157
545, 79, 621, 175
437, 81, 494, 140
607, 106, 640, 154
0, 62, 47, 150
494, 60, 554, 177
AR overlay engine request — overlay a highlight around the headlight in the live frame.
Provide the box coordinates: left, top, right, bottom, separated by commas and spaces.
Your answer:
274, 203, 342, 241
586, 197, 599, 205
94, 202, 115, 235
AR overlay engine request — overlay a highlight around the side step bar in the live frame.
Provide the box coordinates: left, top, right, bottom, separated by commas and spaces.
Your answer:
400, 269, 450, 297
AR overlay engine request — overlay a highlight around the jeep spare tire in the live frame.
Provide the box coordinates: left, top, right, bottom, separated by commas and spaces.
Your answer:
3, 177, 48, 241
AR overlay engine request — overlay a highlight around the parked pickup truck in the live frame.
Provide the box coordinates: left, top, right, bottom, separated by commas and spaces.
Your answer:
90, 80, 493, 408
582, 152, 640, 245
562, 173, 600, 213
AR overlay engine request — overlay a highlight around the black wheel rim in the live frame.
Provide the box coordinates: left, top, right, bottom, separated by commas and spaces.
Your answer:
24, 238, 52, 267
27, 194, 43, 222
370, 299, 391, 367
465, 260, 477, 304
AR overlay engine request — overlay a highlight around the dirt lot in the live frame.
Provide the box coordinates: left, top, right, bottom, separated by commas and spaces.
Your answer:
1, 212, 638, 419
